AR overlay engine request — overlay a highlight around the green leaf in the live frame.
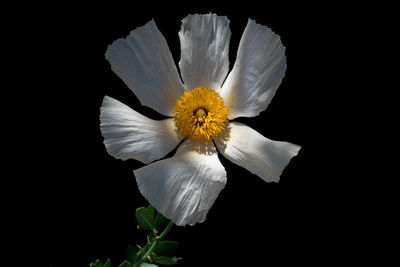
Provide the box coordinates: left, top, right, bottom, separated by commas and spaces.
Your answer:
146, 205, 155, 219
139, 263, 158, 267
90, 259, 103, 267
103, 259, 111, 267
136, 206, 155, 231
147, 205, 157, 234
152, 255, 179, 265
154, 213, 166, 231
126, 244, 137, 263
118, 260, 133, 267
153, 241, 179, 257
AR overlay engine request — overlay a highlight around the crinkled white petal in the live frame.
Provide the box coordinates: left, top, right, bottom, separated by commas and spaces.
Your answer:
179, 14, 231, 91
134, 140, 227, 226
215, 122, 300, 183
105, 20, 185, 116
100, 96, 182, 164
220, 19, 287, 119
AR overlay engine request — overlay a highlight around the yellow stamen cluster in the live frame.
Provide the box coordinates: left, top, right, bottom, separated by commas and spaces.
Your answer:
173, 87, 228, 143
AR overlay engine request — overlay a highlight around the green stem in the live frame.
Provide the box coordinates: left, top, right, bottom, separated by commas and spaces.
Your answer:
133, 239, 157, 267
133, 221, 174, 267
158, 221, 174, 240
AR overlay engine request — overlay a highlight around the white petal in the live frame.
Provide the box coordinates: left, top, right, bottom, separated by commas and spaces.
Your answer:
100, 96, 182, 164
178, 14, 231, 91
220, 19, 287, 119
215, 122, 300, 183
105, 20, 185, 116
134, 140, 227, 226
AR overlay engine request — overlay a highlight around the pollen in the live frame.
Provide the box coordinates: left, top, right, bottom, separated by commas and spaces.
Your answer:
173, 87, 228, 143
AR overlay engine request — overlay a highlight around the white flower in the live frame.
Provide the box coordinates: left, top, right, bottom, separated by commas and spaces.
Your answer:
100, 14, 301, 226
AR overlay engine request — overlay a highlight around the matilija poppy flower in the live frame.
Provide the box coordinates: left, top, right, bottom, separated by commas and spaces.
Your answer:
100, 14, 301, 226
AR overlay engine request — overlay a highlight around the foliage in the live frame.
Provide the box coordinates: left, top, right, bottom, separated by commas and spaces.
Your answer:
89, 205, 181, 267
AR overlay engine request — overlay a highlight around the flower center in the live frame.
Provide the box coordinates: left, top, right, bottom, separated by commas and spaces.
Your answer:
173, 87, 228, 143
195, 108, 207, 119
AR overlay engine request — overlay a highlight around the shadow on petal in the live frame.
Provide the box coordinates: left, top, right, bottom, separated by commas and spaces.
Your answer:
184, 140, 217, 156
213, 124, 232, 153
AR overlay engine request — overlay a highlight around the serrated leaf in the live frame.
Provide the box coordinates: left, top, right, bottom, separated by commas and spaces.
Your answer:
90, 259, 103, 267
103, 259, 111, 267
126, 244, 137, 263
152, 255, 179, 265
136, 206, 155, 231
118, 260, 133, 267
153, 241, 179, 257
139, 263, 158, 267
154, 213, 166, 231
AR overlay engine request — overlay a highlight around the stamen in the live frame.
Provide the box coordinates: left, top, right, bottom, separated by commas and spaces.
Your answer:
173, 87, 228, 143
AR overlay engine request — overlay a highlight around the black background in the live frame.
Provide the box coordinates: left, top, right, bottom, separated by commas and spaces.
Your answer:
22, 3, 365, 267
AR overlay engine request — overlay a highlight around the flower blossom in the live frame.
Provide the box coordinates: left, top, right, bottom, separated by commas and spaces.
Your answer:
100, 14, 301, 226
